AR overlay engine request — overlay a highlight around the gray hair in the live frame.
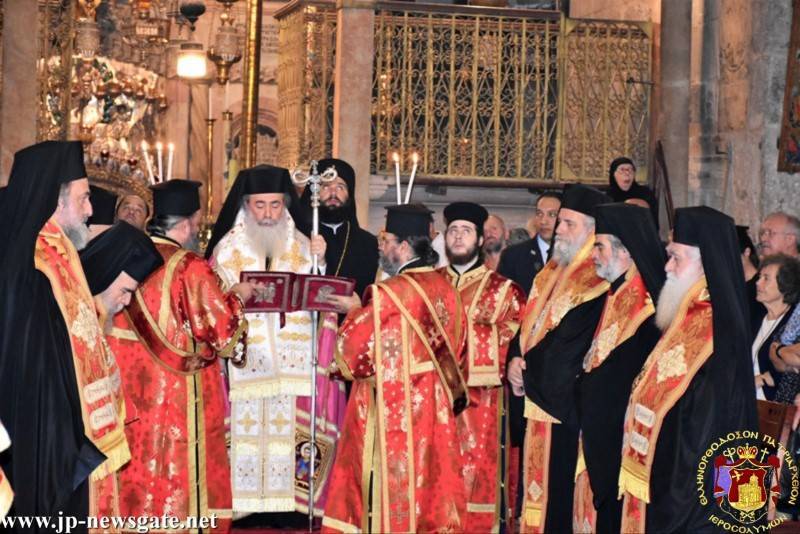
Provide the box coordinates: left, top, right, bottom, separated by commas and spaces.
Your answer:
147, 214, 188, 236
583, 213, 596, 231
607, 234, 627, 254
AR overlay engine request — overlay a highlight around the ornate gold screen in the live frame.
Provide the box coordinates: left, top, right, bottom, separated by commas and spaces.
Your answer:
276, 1, 337, 169
280, 3, 655, 185
558, 19, 653, 184
372, 8, 561, 183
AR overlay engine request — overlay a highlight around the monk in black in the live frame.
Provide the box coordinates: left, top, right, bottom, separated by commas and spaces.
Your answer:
577, 203, 665, 533
294, 159, 378, 316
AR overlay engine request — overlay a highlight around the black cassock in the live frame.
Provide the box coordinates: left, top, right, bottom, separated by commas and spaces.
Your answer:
0, 142, 103, 532
319, 221, 378, 301
576, 284, 661, 534
522, 292, 607, 533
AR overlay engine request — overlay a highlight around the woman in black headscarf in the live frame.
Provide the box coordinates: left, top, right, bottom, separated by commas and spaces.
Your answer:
607, 156, 659, 227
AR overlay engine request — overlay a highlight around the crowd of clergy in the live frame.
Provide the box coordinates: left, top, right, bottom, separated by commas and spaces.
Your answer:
0, 141, 798, 533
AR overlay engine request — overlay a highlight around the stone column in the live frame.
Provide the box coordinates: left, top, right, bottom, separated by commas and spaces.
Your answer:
658, 0, 692, 207
332, 0, 375, 225
0, 0, 40, 182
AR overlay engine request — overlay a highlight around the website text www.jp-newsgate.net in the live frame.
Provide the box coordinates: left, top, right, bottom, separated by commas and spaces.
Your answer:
0, 513, 219, 533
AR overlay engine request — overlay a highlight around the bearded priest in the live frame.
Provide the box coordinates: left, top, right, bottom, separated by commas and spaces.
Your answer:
207, 165, 345, 519
618, 206, 756, 532
510, 184, 611, 533
572, 203, 664, 533
438, 201, 525, 531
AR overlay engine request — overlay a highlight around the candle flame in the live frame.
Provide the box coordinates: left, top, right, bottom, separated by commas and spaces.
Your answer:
155, 141, 163, 150
411, 152, 419, 164
392, 152, 400, 163
141, 141, 148, 150
168, 142, 174, 150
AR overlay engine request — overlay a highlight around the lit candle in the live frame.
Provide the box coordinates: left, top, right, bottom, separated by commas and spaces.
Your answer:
404, 152, 419, 204
392, 151, 401, 205
166, 142, 174, 182
141, 141, 155, 184
155, 142, 164, 181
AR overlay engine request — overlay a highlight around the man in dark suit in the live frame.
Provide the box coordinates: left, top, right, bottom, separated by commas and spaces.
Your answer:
496, 191, 561, 527
498, 192, 561, 295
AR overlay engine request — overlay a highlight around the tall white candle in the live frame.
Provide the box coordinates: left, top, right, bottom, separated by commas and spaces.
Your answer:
167, 142, 175, 182
141, 141, 156, 184
155, 142, 163, 181
392, 151, 401, 205
405, 152, 419, 204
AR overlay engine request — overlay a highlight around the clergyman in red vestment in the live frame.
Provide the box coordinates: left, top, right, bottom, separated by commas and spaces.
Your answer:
322, 204, 469, 533
439, 202, 525, 532
104, 180, 256, 532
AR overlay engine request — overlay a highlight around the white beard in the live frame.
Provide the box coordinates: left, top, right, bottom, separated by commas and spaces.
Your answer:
655, 268, 703, 331
243, 209, 288, 265
552, 231, 590, 266
63, 221, 90, 251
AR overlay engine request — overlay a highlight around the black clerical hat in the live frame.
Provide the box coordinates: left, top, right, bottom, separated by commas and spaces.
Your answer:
671, 206, 756, 427
239, 164, 293, 194
385, 204, 433, 240
594, 203, 666, 300
150, 179, 201, 217
443, 202, 489, 236
316, 158, 355, 193
204, 164, 298, 258
561, 184, 611, 217
88, 186, 118, 226
80, 221, 164, 295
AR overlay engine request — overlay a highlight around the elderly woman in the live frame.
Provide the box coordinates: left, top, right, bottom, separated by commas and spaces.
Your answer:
607, 157, 658, 225
751, 255, 800, 400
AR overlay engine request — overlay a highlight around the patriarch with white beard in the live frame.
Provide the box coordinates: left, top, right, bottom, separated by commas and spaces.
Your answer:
207, 164, 346, 519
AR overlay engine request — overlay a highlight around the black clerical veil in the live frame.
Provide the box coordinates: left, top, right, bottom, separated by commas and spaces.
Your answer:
594, 203, 665, 301
87, 185, 118, 226
205, 164, 299, 259
0, 141, 98, 523
80, 221, 164, 295
673, 206, 757, 428
295, 158, 358, 234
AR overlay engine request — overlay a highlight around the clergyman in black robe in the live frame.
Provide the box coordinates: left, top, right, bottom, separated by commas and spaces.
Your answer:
0, 141, 104, 531
294, 158, 379, 309
576, 203, 665, 533
511, 185, 611, 532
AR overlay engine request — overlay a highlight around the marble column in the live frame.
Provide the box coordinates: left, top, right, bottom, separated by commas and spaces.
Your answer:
658, 0, 692, 207
332, 0, 375, 225
0, 0, 39, 182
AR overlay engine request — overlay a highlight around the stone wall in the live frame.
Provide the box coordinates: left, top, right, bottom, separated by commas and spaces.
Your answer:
688, 0, 797, 228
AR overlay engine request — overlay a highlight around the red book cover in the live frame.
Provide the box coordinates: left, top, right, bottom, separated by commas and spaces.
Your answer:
239, 272, 355, 313
239, 271, 296, 312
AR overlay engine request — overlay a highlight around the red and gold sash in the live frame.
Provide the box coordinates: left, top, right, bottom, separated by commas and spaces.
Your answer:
35, 220, 130, 480
520, 237, 609, 423
377, 271, 468, 412
125, 245, 219, 375
619, 277, 713, 533
441, 265, 522, 388
583, 266, 655, 372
